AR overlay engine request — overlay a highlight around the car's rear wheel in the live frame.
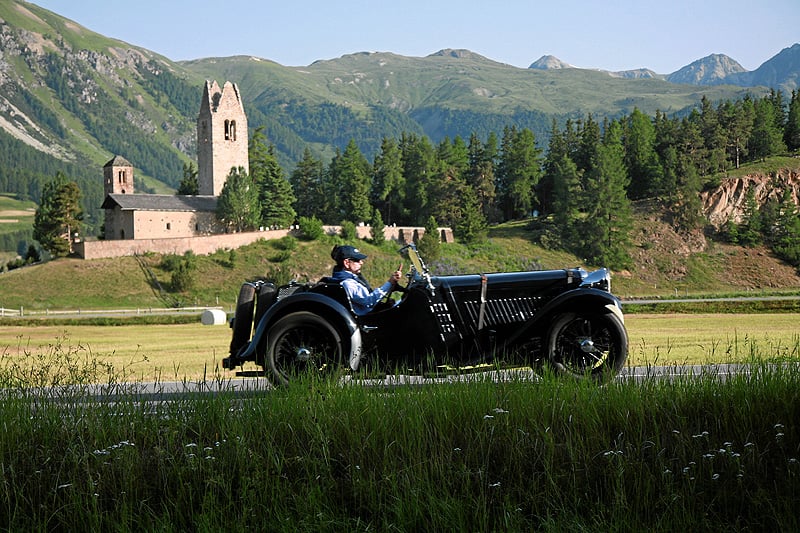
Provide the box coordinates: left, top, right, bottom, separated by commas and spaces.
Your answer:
266, 311, 343, 386
547, 311, 627, 383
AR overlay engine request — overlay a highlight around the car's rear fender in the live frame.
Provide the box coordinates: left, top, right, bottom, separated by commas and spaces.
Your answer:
504, 287, 624, 346
241, 292, 364, 370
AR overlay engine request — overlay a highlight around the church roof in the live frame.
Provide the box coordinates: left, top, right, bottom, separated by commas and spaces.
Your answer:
101, 194, 218, 212
103, 155, 133, 168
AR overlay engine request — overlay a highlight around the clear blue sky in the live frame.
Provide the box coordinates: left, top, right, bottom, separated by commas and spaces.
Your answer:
29, 0, 799, 73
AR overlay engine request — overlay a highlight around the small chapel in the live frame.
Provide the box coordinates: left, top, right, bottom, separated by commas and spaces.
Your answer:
100, 80, 248, 240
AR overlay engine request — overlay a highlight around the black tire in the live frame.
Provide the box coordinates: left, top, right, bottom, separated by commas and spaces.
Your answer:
547, 311, 628, 382
266, 311, 343, 385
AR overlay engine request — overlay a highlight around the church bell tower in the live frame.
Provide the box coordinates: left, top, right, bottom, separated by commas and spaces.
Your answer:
103, 155, 134, 195
196, 80, 249, 196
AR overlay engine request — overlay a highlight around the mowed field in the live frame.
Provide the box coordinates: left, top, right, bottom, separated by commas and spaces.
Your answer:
1, 313, 798, 382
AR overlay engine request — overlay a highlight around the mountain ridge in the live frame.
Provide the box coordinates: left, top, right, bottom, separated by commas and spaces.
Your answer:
0, 0, 797, 210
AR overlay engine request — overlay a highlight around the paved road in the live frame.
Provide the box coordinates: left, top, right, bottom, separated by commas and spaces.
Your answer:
14, 363, 766, 404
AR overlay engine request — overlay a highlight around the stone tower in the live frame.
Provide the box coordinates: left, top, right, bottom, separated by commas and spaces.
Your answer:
196, 80, 249, 196
103, 155, 134, 195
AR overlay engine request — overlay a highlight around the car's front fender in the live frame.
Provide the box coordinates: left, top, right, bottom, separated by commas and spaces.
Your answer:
240, 292, 364, 371
505, 287, 624, 346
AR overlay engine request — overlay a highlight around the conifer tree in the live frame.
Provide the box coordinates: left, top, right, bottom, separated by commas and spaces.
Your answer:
580, 120, 632, 269
399, 133, 436, 225
784, 90, 800, 151
216, 166, 260, 232
466, 132, 497, 221
737, 187, 762, 247
748, 97, 786, 161
371, 137, 404, 224
290, 148, 325, 219
417, 215, 441, 261
624, 108, 663, 199
33, 172, 83, 257
250, 128, 296, 228
176, 162, 198, 195
334, 139, 372, 223
496, 126, 542, 219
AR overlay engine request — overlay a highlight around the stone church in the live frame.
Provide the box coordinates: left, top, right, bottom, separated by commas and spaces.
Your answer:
101, 80, 248, 240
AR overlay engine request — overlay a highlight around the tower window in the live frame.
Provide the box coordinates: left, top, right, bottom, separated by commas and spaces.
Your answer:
224, 120, 237, 141
166, 223, 171, 230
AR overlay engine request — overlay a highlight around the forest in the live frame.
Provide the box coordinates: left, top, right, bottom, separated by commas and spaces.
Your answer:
239, 90, 800, 270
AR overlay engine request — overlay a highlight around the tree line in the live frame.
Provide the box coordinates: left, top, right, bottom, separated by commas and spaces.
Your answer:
211, 90, 800, 270
28, 89, 800, 272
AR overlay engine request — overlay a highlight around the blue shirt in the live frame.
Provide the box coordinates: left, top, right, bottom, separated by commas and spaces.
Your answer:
331, 270, 393, 316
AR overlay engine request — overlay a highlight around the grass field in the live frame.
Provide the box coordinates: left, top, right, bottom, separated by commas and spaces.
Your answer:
2, 313, 798, 382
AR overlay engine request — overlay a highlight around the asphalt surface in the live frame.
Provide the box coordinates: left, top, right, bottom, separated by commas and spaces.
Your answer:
10, 363, 766, 404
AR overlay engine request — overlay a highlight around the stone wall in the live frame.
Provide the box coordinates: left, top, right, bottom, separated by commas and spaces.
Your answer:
75, 225, 454, 259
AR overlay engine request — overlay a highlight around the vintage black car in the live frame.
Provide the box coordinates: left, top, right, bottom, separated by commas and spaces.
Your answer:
222, 244, 628, 384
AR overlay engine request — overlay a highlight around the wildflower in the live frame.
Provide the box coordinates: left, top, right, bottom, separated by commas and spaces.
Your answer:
493, 408, 509, 414
712, 473, 720, 480
484, 414, 494, 419
489, 482, 501, 488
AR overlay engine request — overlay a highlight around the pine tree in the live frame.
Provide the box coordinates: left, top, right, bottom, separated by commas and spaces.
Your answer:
624, 108, 663, 199
399, 133, 436, 225
250, 128, 296, 228
496, 126, 542, 219
417, 215, 441, 261
216, 166, 260, 232
371, 137, 404, 224
454, 185, 488, 245
466, 132, 497, 221
334, 139, 372, 223
748, 96, 786, 162
580, 120, 632, 269
737, 187, 762, 247
772, 188, 800, 266
784, 90, 800, 151
33, 172, 83, 257
176, 162, 199, 195
290, 148, 326, 219
369, 208, 386, 245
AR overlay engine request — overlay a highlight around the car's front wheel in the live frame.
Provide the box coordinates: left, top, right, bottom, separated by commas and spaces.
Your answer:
266, 311, 343, 385
547, 311, 628, 383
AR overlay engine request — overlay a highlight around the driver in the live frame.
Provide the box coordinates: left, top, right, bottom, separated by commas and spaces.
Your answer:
330, 245, 403, 315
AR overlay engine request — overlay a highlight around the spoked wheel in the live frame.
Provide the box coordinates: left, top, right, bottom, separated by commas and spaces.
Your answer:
547, 311, 628, 383
266, 312, 343, 386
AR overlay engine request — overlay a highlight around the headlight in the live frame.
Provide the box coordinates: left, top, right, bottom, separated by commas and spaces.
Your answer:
579, 268, 611, 292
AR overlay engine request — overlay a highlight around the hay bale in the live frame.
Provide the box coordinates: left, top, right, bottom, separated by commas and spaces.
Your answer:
201, 308, 227, 326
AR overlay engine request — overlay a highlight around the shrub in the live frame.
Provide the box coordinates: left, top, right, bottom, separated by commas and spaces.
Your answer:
340, 220, 357, 241
297, 216, 324, 241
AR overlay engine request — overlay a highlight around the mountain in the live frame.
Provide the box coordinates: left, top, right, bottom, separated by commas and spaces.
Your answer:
528, 55, 573, 69
0, 0, 795, 229
724, 43, 800, 94
666, 54, 747, 85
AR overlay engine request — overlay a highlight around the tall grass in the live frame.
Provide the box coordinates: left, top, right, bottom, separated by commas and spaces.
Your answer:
0, 342, 798, 531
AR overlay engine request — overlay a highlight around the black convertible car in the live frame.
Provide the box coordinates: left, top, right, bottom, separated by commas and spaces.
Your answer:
222, 244, 628, 384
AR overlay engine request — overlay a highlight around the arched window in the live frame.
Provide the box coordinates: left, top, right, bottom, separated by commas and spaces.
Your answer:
224, 120, 231, 140
230, 120, 236, 141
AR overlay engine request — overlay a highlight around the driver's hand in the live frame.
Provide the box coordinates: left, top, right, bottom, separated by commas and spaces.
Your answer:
389, 269, 403, 285
389, 263, 403, 285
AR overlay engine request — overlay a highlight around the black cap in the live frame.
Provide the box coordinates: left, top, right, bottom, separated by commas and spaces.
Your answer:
331, 245, 368, 262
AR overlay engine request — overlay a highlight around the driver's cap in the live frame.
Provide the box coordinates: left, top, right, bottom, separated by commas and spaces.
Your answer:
331, 245, 368, 262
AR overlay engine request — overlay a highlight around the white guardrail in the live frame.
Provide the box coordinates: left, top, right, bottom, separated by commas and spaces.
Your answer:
0, 306, 226, 318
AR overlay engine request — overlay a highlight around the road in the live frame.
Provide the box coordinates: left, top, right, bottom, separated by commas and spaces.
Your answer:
13, 363, 766, 404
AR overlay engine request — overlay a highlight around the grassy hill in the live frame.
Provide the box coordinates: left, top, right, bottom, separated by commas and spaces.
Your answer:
1, 216, 799, 314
